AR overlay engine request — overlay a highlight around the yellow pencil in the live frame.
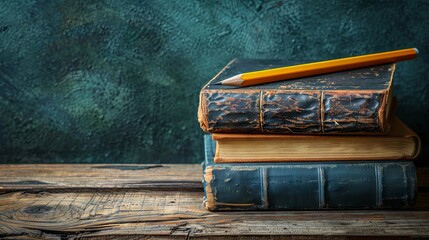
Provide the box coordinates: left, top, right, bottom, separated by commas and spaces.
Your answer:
215, 48, 419, 87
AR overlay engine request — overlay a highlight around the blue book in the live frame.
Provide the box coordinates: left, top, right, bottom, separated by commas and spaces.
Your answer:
202, 135, 417, 211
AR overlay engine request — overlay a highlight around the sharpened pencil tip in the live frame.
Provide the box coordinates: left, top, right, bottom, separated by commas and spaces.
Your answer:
214, 82, 223, 85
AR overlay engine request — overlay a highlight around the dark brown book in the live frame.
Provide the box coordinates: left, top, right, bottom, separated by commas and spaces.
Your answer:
198, 59, 396, 134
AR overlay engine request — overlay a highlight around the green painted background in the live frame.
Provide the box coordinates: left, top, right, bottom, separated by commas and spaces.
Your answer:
0, 0, 428, 163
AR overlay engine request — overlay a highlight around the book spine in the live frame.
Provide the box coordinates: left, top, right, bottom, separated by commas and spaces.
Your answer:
203, 162, 416, 211
202, 135, 417, 211
199, 89, 389, 134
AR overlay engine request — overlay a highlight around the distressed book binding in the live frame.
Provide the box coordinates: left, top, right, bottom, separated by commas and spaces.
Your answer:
198, 59, 395, 134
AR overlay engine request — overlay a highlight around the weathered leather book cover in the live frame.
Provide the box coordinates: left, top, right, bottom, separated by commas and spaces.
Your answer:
198, 59, 395, 134
202, 135, 417, 211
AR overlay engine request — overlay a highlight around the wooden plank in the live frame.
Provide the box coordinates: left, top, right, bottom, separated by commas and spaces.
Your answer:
0, 164, 428, 239
0, 164, 203, 192
1, 191, 429, 239
0, 164, 428, 191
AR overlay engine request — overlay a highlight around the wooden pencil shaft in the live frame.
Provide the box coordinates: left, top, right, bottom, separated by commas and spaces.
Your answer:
222, 48, 418, 87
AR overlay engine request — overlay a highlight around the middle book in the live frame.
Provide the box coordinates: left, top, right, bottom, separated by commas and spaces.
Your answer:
213, 117, 420, 163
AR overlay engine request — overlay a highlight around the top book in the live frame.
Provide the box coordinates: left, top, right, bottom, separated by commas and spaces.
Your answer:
198, 59, 396, 135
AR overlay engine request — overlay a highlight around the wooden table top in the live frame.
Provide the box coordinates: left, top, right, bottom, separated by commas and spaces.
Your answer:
0, 164, 428, 239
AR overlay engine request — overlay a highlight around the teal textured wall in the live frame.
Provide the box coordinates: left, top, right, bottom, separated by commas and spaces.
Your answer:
0, 0, 428, 163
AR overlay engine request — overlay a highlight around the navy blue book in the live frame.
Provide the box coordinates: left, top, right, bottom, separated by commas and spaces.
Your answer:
202, 135, 417, 211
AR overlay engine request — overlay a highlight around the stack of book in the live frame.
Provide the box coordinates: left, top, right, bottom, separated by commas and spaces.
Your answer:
198, 59, 420, 211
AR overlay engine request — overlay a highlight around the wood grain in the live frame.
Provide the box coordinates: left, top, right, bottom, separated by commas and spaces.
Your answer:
0, 164, 202, 193
0, 164, 428, 239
